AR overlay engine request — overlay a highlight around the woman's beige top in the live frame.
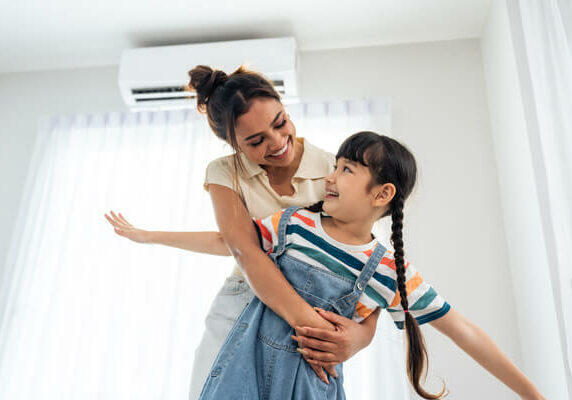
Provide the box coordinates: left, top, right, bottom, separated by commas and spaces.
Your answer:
204, 138, 335, 278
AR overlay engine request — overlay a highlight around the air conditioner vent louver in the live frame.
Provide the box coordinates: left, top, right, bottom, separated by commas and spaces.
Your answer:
132, 86, 186, 95
136, 96, 190, 102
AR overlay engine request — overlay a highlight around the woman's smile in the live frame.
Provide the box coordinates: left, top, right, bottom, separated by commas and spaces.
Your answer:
265, 136, 292, 161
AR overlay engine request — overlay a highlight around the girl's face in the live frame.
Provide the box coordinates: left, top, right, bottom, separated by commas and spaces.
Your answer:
323, 157, 383, 222
233, 98, 298, 167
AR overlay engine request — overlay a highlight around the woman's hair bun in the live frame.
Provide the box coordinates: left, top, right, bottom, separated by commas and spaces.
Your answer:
187, 65, 228, 111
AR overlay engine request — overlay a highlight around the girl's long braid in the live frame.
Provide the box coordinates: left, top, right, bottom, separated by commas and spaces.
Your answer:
391, 195, 408, 313
391, 194, 447, 399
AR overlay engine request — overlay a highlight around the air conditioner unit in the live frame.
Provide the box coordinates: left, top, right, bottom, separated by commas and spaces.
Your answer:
118, 37, 299, 111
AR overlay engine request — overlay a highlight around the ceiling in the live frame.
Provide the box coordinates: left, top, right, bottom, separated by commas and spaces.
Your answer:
1, 0, 491, 74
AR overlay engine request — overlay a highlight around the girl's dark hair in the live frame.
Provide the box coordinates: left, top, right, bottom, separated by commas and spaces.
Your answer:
187, 65, 282, 190
308, 131, 447, 399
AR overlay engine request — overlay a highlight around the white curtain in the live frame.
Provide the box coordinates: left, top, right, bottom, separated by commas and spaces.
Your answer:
509, 0, 572, 392
0, 99, 406, 399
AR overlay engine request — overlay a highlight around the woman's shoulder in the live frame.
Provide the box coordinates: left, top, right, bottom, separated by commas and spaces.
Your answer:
204, 154, 237, 192
206, 154, 234, 170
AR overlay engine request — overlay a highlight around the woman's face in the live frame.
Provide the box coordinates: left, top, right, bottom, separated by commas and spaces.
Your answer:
233, 98, 298, 167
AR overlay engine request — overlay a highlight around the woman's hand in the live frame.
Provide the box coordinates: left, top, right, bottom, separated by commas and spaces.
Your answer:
306, 361, 336, 385
104, 211, 151, 243
292, 307, 379, 370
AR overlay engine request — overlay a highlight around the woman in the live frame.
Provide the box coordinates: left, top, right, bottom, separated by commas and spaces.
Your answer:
106, 65, 381, 400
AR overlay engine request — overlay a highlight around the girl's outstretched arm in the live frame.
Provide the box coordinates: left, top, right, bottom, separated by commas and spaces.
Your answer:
104, 211, 231, 256
430, 308, 545, 400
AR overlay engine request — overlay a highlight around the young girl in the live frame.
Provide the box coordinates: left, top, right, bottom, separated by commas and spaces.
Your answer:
189, 131, 544, 399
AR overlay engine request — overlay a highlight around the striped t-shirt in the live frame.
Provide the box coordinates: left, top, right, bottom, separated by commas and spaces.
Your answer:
253, 208, 451, 329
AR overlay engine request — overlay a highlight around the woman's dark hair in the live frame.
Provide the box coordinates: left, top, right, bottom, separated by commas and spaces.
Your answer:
308, 131, 447, 399
187, 65, 282, 190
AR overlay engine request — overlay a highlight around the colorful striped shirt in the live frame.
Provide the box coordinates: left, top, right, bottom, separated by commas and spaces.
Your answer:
253, 208, 451, 329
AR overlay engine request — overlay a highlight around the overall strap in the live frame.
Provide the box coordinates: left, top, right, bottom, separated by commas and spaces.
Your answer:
273, 206, 303, 257
354, 242, 387, 296
332, 240, 387, 317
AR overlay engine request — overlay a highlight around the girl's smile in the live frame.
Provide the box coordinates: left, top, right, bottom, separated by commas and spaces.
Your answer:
324, 188, 339, 199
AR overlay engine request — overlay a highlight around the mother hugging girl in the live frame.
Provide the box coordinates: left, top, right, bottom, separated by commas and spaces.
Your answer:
106, 65, 544, 400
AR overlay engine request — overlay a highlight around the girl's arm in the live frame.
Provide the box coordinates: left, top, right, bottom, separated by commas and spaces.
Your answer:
104, 211, 231, 256
106, 204, 333, 328
430, 308, 545, 399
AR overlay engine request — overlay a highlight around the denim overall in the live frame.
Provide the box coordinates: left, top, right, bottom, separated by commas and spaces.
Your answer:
199, 206, 386, 400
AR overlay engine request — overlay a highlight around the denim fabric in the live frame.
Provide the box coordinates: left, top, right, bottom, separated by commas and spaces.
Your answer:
188, 275, 254, 400
199, 206, 385, 400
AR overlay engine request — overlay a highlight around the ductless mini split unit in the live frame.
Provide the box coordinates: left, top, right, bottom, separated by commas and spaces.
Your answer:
118, 37, 299, 111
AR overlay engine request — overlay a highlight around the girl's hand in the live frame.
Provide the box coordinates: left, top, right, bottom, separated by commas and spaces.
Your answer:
104, 211, 151, 243
292, 307, 376, 369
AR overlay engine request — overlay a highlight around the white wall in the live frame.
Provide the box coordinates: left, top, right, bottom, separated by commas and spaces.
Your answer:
0, 39, 525, 398
480, 1, 569, 398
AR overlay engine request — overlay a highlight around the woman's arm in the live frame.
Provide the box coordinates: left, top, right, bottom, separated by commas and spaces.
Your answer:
430, 308, 545, 400
105, 211, 231, 256
210, 184, 340, 383
208, 184, 335, 330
